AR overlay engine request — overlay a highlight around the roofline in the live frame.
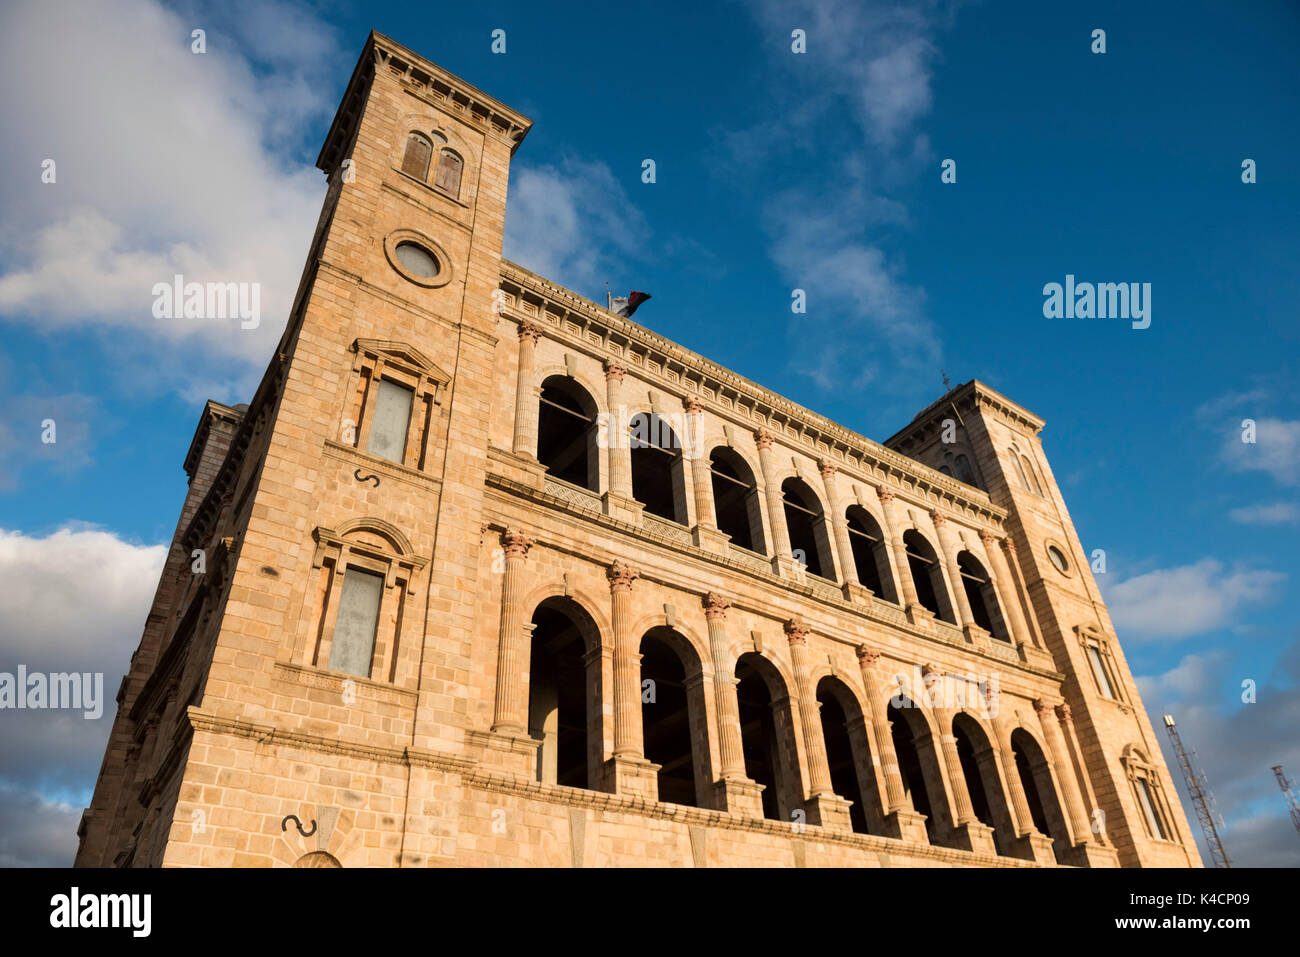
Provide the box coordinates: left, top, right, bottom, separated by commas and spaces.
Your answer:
316, 31, 533, 173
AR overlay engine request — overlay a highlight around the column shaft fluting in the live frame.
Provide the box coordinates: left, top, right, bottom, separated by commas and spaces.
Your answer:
879, 490, 920, 609
608, 561, 642, 757
819, 463, 858, 586
704, 594, 745, 778
786, 618, 833, 796
756, 429, 792, 560
604, 360, 632, 499
857, 646, 907, 811
491, 529, 533, 734
512, 323, 540, 459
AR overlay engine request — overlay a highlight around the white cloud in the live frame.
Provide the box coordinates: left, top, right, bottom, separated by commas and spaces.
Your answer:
1228, 502, 1300, 526
1105, 559, 1284, 640
503, 157, 649, 298
0, 526, 166, 800
736, 0, 952, 395
1220, 418, 1300, 486
0, 0, 335, 373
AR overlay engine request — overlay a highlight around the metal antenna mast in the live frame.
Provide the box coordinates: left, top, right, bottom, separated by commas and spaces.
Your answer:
1272, 765, 1300, 838
1162, 715, 1231, 868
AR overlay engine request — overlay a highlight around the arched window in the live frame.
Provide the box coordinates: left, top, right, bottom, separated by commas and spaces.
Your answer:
434, 148, 464, 198
782, 477, 835, 580
640, 628, 707, 808
951, 713, 1016, 857
708, 447, 764, 554
953, 454, 977, 486
401, 131, 432, 180
735, 654, 802, 822
903, 530, 954, 623
1012, 729, 1072, 862
888, 696, 947, 844
957, 552, 1010, 641
630, 412, 688, 525
1020, 455, 1044, 495
845, 506, 896, 602
537, 376, 598, 492
817, 677, 876, 834
1009, 446, 1031, 491
528, 598, 603, 791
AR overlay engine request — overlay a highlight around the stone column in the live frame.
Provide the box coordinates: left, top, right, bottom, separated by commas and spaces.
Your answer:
491, 529, 533, 736
993, 711, 1057, 864
603, 560, 659, 798
705, 593, 766, 817
930, 511, 976, 634
785, 618, 852, 830
608, 560, 641, 757
511, 321, 540, 459
980, 530, 1033, 648
1036, 699, 1091, 846
855, 647, 906, 813
601, 360, 640, 521
878, 489, 922, 615
755, 428, 794, 570
935, 706, 998, 855
686, 398, 727, 552
704, 594, 744, 778
818, 462, 862, 596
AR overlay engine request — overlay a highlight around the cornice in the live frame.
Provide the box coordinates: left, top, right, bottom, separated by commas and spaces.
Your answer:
182, 400, 245, 481
317, 31, 532, 174
498, 260, 1007, 525
885, 380, 1046, 455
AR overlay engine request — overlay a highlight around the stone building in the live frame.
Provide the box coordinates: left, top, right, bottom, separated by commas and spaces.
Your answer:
75, 32, 1200, 868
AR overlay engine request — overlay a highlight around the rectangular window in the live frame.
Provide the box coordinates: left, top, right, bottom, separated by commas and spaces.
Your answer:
1136, 777, 1168, 840
328, 566, 384, 677
366, 379, 414, 464
1088, 645, 1118, 699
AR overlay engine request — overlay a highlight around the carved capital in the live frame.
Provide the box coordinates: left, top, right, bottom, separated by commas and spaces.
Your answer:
855, 645, 880, 668
754, 428, 776, 451
606, 559, 639, 592
500, 528, 534, 559
1000, 536, 1018, 557
1033, 697, 1055, 718
929, 509, 947, 528
818, 460, 837, 478
1056, 703, 1074, 725
979, 529, 997, 545
517, 320, 541, 345
603, 358, 627, 381
683, 396, 705, 415
877, 488, 895, 505
783, 615, 810, 644
702, 592, 730, 620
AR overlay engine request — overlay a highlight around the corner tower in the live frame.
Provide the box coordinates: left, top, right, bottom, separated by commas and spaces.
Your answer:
76, 32, 531, 866
885, 381, 1201, 867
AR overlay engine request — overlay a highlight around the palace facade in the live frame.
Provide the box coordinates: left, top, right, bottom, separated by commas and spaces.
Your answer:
75, 32, 1199, 868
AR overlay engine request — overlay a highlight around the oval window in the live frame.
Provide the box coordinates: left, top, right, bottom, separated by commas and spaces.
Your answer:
1047, 545, 1069, 574
394, 241, 439, 278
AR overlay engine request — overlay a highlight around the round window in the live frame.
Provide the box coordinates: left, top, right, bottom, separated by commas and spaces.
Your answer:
1047, 545, 1069, 574
394, 241, 439, 278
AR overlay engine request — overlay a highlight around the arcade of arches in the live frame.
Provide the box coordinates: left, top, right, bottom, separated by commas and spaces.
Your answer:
493, 538, 1101, 864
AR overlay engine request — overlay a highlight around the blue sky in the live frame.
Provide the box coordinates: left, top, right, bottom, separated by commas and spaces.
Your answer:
0, 0, 1296, 866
